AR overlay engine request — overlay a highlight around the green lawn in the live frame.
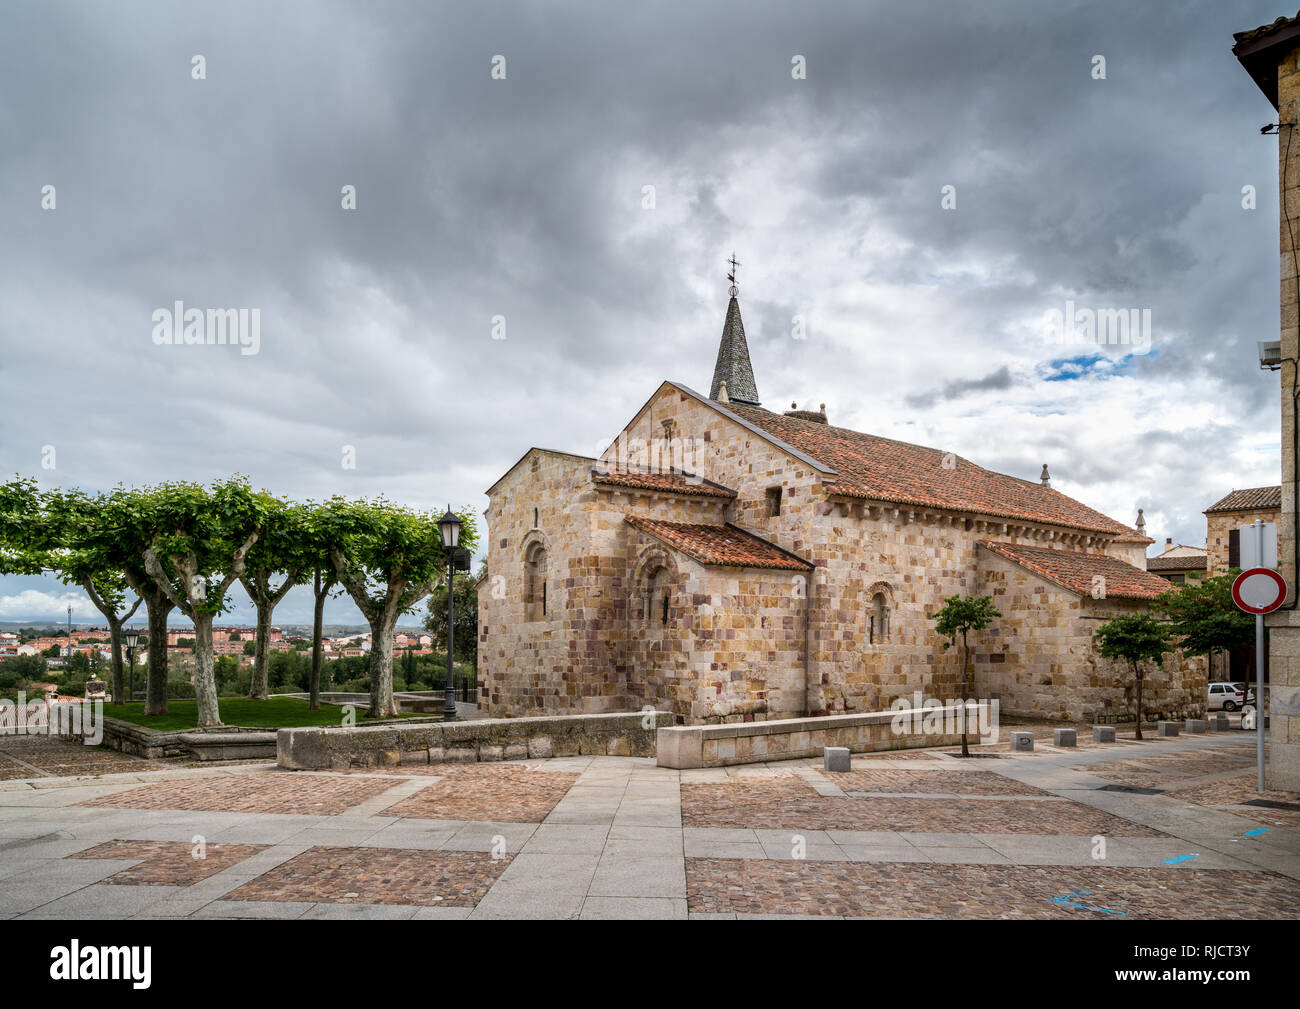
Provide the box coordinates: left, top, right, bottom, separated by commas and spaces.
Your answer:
101, 696, 421, 731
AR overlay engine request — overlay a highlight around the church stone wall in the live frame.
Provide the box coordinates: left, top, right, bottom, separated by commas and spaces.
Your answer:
975, 549, 1207, 722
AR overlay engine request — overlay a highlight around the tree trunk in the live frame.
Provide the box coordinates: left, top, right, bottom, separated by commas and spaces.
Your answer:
143, 590, 172, 716
960, 630, 970, 758
367, 618, 398, 718
1134, 661, 1144, 740
192, 611, 221, 727
107, 619, 124, 703
249, 600, 273, 699
310, 572, 327, 710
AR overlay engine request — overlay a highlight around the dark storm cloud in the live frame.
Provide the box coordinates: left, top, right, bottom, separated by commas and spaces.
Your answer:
0, 0, 1290, 620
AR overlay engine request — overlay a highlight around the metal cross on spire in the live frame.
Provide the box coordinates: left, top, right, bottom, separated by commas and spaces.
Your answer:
727, 253, 740, 297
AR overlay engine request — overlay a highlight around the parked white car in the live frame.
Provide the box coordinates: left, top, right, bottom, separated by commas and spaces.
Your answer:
1207, 682, 1246, 711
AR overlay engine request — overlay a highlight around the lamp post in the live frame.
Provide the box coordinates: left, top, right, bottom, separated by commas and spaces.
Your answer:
122, 628, 140, 704
438, 506, 462, 723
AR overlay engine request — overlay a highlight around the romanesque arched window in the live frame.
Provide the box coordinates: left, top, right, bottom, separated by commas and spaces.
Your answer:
869, 592, 890, 644
524, 541, 548, 621
644, 566, 671, 624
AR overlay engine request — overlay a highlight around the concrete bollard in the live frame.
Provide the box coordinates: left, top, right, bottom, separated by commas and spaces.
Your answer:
1092, 725, 1116, 743
1052, 728, 1077, 747
1157, 721, 1180, 737
823, 746, 851, 772
1010, 731, 1034, 752
1209, 713, 1229, 732
1184, 718, 1208, 734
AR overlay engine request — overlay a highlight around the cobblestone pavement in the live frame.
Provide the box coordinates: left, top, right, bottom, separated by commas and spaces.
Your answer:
0, 730, 1296, 919
685, 859, 1299, 919
70, 840, 267, 885
0, 735, 163, 779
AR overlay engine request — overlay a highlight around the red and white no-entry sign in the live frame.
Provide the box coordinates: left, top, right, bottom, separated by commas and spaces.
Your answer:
1232, 567, 1288, 614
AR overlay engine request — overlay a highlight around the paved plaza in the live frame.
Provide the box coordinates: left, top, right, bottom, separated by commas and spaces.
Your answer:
0, 729, 1297, 919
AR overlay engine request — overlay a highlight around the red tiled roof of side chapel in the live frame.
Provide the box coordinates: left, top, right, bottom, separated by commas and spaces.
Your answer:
625, 516, 812, 571
591, 468, 737, 499
980, 541, 1172, 600
724, 403, 1146, 540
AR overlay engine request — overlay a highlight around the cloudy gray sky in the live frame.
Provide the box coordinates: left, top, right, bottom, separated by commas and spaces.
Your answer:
0, 0, 1289, 626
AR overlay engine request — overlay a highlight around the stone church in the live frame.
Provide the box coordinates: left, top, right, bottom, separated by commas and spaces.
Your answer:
477, 286, 1205, 725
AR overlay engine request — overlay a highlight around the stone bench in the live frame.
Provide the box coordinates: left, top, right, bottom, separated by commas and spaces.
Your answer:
178, 731, 277, 761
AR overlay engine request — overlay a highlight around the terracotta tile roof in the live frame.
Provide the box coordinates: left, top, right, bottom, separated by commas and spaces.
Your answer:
980, 541, 1173, 601
1205, 486, 1282, 513
625, 517, 812, 571
726, 404, 1144, 539
592, 468, 736, 499
1146, 553, 1208, 572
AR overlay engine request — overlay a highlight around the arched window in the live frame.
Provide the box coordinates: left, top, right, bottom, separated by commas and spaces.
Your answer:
524, 542, 548, 621
869, 592, 890, 644
644, 565, 671, 625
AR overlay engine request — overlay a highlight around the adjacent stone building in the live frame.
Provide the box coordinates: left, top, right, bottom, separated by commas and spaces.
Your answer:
477, 290, 1205, 726
1204, 486, 1282, 574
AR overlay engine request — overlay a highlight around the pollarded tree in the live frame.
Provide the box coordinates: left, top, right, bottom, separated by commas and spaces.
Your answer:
92, 487, 180, 716
1094, 612, 1171, 740
42, 489, 144, 703
0, 481, 145, 704
141, 478, 270, 727
239, 498, 305, 700
933, 593, 1002, 758
311, 497, 476, 718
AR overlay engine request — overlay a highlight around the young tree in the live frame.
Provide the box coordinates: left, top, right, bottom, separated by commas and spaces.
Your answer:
312, 497, 475, 718
932, 593, 1002, 757
1094, 612, 1171, 740
239, 499, 304, 699
141, 478, 269, 727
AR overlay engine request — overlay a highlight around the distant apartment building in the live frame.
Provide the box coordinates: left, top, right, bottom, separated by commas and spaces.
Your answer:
1145, 538, 1209, 584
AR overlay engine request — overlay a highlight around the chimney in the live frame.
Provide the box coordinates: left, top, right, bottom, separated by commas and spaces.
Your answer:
1135, 508, 1146, 538
1040, 464, 1051, 488
1166, 537, 1173, 547
783, 400, 829, 424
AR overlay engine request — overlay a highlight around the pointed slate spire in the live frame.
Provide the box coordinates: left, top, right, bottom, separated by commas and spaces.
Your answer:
710, 296, 760, 406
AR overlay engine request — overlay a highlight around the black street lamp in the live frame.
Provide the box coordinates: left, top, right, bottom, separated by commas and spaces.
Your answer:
122, 627, 140, 704
438, 506, 462, 723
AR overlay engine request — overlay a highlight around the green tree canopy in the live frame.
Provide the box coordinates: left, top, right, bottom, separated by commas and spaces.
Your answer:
1094, 612, 1171, 740
1156, 573, 1253, 657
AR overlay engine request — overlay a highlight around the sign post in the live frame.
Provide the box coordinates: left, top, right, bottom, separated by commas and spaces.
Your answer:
1231, 520, 1285, 793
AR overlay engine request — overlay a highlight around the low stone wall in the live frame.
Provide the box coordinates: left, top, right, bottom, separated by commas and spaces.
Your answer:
278, 711, 675, 770
656, 705, 989, 768
63, 716, 274, 760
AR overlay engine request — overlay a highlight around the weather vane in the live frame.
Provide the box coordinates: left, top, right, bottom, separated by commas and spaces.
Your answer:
727, 253, 740, 296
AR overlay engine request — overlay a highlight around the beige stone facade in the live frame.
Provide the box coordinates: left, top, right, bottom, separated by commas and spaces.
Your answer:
479, 370, 1203, 726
